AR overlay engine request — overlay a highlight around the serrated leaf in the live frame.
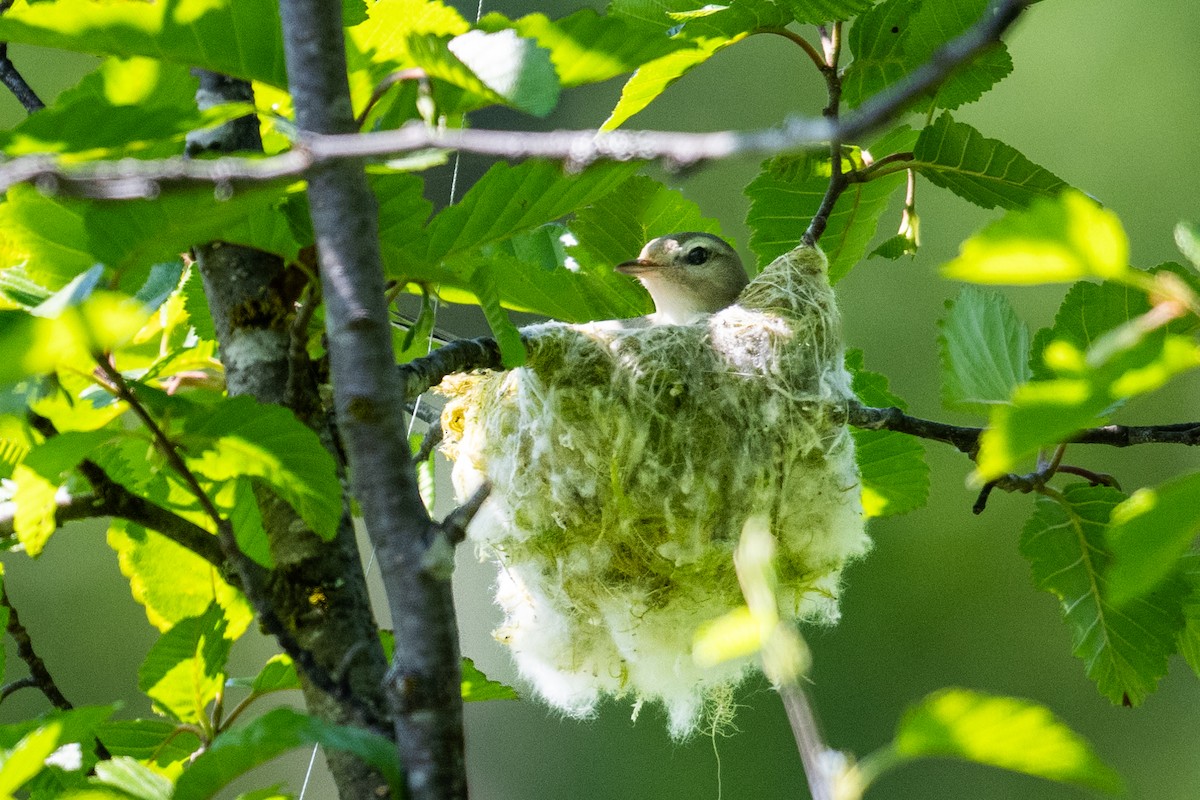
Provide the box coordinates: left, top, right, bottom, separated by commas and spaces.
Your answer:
1020, 484, 1182, 706
846, 350, 929, 517
422, 160, 639, 267
172, 708, 403, 800
913, 114, 1067, 211
1106, 472, 1200, 605
14, 429, 119, 556
1029, 280, 1150, 380
138, 604, 231, 724
943, 189, 1128, 284
1176, 553, 1200, 679
96, 720, 201, 770
475, 224, 648, 322
0, 0, 287, 88
446, 29, 560, 116
461, 657, 518, 702
108, 519, 252, 638
181, 395, 342, 541
0, 182, 296, 291
938, 287, 1030, 412
779, 0, 875, 23
842, 0, 913, 108
480, 9, 688, 88
603, 0, 792, 130
746, 125, 916, 281
892, 688, 1122, 792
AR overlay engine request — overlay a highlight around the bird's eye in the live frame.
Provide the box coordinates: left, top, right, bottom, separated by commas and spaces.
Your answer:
685, 246, 709, 265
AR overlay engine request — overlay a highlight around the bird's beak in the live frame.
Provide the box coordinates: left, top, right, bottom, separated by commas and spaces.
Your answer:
615, 259, 665, 275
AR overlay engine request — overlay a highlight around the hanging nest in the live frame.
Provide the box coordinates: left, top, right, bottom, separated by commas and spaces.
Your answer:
438, 244, 868, 737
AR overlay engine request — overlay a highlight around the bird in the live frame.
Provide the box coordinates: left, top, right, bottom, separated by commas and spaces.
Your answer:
616, 232, 748, 325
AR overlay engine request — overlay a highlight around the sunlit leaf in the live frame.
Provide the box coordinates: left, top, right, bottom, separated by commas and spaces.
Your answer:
13, 429, 119, 556
479, 9, 687, 88
173, 708, 403, 800
938, 287, 1030, 412
0, 723, 61, 797
1029, 280, 1150, 380
913, 114, 1067, 211
1020, 485, 1182, 706
604, 0, 792, 130
108, 520, 252, 638
891, 688, 1122, 792
93, 756, 173, 800
1106, 472, 1200, 605
847, 350, 929, 517
137, 604, 231, 724
0, 0, 287, 88
943, 190, 1128, 284
181, 395, 342, 541
227, 654, 301, 694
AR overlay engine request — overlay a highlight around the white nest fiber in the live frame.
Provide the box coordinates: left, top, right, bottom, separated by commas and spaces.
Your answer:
439, 244, 868, 737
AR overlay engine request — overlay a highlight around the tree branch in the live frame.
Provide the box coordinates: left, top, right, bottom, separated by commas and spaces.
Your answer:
0, 42, 42, 113
278, 0, 467, 796
0, 0, 1033, 200
399, 337, 503, 401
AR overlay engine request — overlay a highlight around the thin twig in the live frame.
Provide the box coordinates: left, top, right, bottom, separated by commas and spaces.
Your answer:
760, 28, 826, 71
2, 585, 74, 711
441, 483, 491, 547
399, 336, 503, 401
0, 42, 42, 113
804, 22, 845, 246
0, 0, 1033, 199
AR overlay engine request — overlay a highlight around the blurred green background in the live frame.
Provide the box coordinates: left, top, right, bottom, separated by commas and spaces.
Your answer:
3, 0, 1200, 798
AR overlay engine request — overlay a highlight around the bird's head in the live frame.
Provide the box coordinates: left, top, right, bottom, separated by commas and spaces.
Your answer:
616, 232, 748, 324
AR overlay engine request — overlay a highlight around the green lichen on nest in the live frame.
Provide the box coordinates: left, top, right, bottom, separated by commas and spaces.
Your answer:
439, 245, 868, 737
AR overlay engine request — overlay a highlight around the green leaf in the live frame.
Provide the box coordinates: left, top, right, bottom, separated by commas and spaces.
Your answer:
0, 567, 6, 683
1029, 280, 1150, 380
1020, 484, 1182, 706
461, 657, 518, 702
469, 261, 526, 367
172, 708, 403, 800
13, 429, 119, 556
474, 224, 649, 323
745, 125, 916, 282
137, 604, 231, 724
181, 395, 342, 541
891, 688, 1122, 792
93, 756, 173, 800
1105, 472, 1200, 605
779, 0, 875, 23
843, 0, 1012, 111
0, 182, 296, 290
479, 9, 688, 88
0, 0, 287, 88
842, 0, 913, 108
422, 160, 639, 267
938, 287, 1030, 412
1176, 553, 1200, 679
0, 723, 60, 797
913, 114, 1067, 211
96, 720, 201, 769
942, 189, 1129, 284
349, 0, 559, 116
0, 58, 246, 159
227, 654, 301, 694
603, 0, 792, 130
108, 519, 252, 638
847, 350, 929, 518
